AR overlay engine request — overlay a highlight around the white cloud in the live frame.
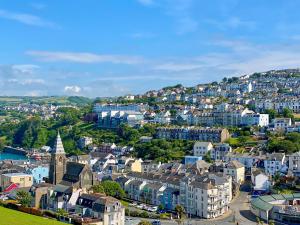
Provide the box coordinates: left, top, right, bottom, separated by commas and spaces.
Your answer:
26, 51, 144, 64
155, 62, 202, 71
64, 85, 82, 94
11, 64, 40, 74
0, 9, 55, 27
7, 78, 45, 85
205, 17, 256, 30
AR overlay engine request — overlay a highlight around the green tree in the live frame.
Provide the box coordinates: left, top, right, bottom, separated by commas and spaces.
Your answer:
101, 181, 125, 198
57, 208, 68, 217
265, 109, 277, 121
16, 190, 32, 207
283, 108, 294, 118
91, 184, 105, 194
158, 204, 164, 211
268, 139, 299, 154
203, 152, 212, 163
175, 205, 186, 224
170, 109, 177, 118
268, 220, 275, 225
286, 132, 300, 143
57, 107, 81, 126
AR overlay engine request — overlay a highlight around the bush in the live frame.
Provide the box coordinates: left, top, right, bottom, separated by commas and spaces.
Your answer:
128, 210, 139, 217
160, 213, 170, 219
139, 211, 149, 218
6, 202, 18, 210
125, 208, 130, 216
18, 206, 43, 216
43, 210, 58, 218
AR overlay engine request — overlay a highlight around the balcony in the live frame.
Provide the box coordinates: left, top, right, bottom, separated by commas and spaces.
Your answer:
208, 194, 218, 198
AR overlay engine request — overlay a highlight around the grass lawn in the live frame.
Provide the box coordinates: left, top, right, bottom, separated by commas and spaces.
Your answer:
294, 113, 300, 119
0, 207, 65, 225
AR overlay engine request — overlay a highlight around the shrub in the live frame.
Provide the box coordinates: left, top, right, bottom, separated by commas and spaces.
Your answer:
129, 210, 139, 217
139, 211, 149, 218
160, 213, 170, 219
43, 210, 58, 218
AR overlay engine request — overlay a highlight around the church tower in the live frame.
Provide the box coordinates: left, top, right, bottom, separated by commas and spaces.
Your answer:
49, 132, 67, 185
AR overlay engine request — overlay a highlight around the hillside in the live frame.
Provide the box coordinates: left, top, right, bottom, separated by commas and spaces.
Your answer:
0, 96, 92, 106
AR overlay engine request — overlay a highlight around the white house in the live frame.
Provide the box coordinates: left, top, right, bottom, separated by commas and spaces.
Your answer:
194, 142, 213, 157
153, 111, 172, 124
251, 169, 270, 192
210, 143, 232, 161
242, 113, 269, 127
288, 152, 300, 176
264, 153, 286, 176
273, 118, 292, 131
223, 160, 245, 184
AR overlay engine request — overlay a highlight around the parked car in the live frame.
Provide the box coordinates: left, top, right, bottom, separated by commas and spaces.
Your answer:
129, 202, 137, 206
158, 209, 166, 213
152, 220, 161, 225
137, 204, 144, 209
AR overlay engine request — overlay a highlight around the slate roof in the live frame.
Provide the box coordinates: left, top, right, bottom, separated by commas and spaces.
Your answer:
226, 160, 244, 169
54, 184, 72, 194
266, 153, 285, 161
62, 162, 85, 183
52, 132, 65, 154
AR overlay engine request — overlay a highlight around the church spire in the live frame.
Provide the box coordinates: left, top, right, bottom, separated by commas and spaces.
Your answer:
52, 131, 65, 154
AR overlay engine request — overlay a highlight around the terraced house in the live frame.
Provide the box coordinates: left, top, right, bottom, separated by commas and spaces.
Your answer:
156, 127, 230, 143
117, 171, 232, 219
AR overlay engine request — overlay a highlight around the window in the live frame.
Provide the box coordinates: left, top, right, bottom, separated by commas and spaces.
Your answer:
20, 178, 25, 182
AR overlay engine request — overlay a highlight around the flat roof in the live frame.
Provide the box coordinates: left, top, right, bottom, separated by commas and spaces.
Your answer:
2, 173, 32, 177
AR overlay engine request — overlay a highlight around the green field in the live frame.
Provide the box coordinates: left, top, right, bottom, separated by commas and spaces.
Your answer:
0, 207, 65, 225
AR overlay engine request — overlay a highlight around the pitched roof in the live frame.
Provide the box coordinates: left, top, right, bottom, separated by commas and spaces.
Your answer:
266, 153, 285, 161
226, 160, 244, 169
62, 162, 85, 183
251, 198, 273, 211
52, 132, 65, 154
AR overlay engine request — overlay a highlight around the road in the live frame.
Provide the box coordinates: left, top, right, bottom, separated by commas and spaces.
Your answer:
228, 184, 258, 225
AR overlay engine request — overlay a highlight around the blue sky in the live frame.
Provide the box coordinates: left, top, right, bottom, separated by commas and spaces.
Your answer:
1, 0, 300, 97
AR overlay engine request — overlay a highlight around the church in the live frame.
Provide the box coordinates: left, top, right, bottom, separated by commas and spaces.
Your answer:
48, 132, 94, 190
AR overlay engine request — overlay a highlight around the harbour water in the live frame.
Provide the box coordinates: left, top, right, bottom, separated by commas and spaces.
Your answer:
0, 152, 27, 160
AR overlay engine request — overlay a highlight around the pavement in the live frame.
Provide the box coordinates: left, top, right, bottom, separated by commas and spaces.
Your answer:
228, 184, 258, 225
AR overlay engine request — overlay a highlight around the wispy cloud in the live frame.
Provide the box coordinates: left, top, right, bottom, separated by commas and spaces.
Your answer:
151, 39, 300, 77
154, 62, 202, 72
205, 17, 256, 30
164, 0, 198, 34
8, 78, 45, 85
137, 0, 198, 34
0, 9, 55, 27
26, 51, 144, 64
11, 64, 40, 74
30, 3, 47, 10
